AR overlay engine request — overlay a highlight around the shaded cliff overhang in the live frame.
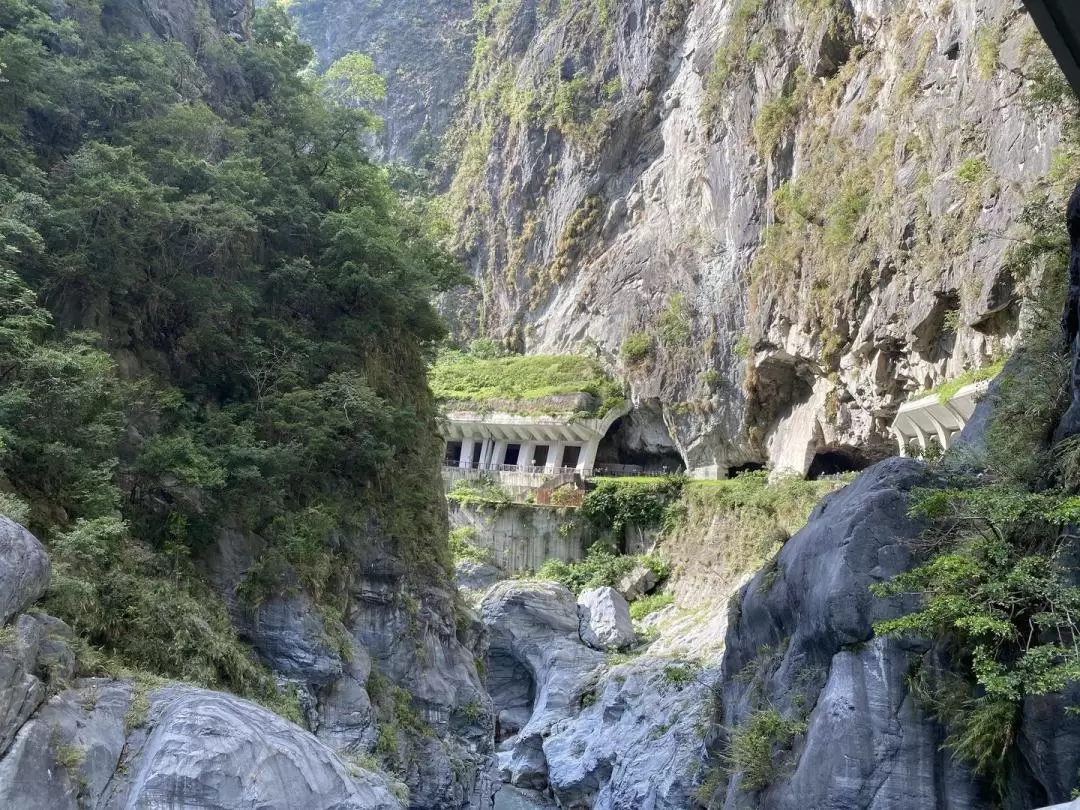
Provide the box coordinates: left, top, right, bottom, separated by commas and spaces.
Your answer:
1023, 0, 1080, 94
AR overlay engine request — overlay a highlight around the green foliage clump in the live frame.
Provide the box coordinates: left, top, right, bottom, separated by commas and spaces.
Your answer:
662, 662, 700, 687
726, 709, 806, 791
975, 23, 1003, 79
873, 485, 1080, 790
430, 351, 624, 416
621, 333, 652, 366
0, 0, 461, 705
956, 157, 990, 185
661, 473, 840, 600
657, 293, 692, 347
873, 264, 1075, 795
537, 543, 668, 595
702, 0, 765, 122
918, 359, 1006, 405
754, 91, 801, 158
448, 526, 495, 564
629, 592, 674, 620
446, 476, 511, 507
580, 477, 686, 537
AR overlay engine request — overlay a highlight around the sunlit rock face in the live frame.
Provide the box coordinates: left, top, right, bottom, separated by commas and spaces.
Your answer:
294, 0, 1062, 476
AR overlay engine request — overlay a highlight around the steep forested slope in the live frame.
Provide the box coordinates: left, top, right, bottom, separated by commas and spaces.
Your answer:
0, 0, 460, 716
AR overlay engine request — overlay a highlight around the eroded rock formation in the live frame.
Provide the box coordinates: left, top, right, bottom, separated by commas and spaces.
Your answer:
294, 0, 1065, 476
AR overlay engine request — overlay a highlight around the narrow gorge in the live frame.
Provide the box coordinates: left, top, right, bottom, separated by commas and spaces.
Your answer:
2, 0, 1080, 808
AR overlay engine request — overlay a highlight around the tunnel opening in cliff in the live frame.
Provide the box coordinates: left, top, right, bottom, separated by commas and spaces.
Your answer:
807, 446, 870, 479
594, 405, 684, 475
487, 649, 537, 743
727, 461, 766, 477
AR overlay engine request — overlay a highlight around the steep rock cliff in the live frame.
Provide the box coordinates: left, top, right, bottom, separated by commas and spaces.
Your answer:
288, 0, 476, 164
296, 0, 1065, 476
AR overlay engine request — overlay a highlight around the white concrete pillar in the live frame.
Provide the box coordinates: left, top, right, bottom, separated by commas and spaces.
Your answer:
478, 439, 492, 469
520, 442, 535, 471
927, 413, 951, 451
891, 427, 908, 457
579, 440, 599, 473
491, 441, 506, 469
459, 438, 475, 469
546, 443, 565, 474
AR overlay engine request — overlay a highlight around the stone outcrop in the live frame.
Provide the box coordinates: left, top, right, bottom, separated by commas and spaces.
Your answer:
205, 524, 494, 810
616, 564, 659, 602
576, 587, 635, 651
0, 515, 49, 626
712, 458, 981, 807
480, 580, 713, 807
0, 519, 408, 810
288, 0, 474, 164
710, 456, 1080, 808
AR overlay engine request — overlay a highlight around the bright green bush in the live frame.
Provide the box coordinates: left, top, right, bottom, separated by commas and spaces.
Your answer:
446, 476, 511, 506
448, 526, 494, 564
629, 592, 674, 620
537, 543, 668, 595
580, 476, 686, 536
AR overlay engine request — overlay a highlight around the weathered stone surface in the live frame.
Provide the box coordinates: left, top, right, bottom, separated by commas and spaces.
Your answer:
0, 678, 132, 810
0, 516, 49, 626
481, 581, 604, 788
455, 559, 505, 594
245, 593, 344, 686
542, 657, 717, 810
576, 587, 635, 651
616, 564, 658, 601
288, 0, 475, 163
301, 0, 1062, 477
716, 458, 988, 808
107, 685, 405, 810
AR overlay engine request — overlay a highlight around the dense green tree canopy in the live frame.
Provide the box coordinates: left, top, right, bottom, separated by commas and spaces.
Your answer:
0, 0, 463, 696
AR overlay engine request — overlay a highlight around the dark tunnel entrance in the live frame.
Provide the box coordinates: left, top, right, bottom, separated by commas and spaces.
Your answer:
807, 447, 870, 480
727, 461, 766, 478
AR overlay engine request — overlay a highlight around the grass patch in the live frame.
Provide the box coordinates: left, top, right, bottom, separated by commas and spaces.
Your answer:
726, 708, 806, 791
446, 476, 511, 507
448, 527, 495, 564
660, 472, 840, 601
629, 592, 674, 620
917, 359, 1006, 404
537, 544, 668, 595
621, 332, 652, 366
430, 351, 624, 416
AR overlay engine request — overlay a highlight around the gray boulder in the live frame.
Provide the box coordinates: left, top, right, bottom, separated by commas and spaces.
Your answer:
0, 679, 405, 810
109, 685, 405, 809
0, 515, 49, 626
616, 564, 658, 602
481, 581, 604, 788
542, 657, 717, 809
0, 678, 133, 810
576, 587, 635, 651
0, 612, 75, 756
455, 559, 505, 593
716, 458, 987, 809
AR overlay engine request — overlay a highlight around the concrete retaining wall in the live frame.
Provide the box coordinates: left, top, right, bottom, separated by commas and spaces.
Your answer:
448, 502, 596, 573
